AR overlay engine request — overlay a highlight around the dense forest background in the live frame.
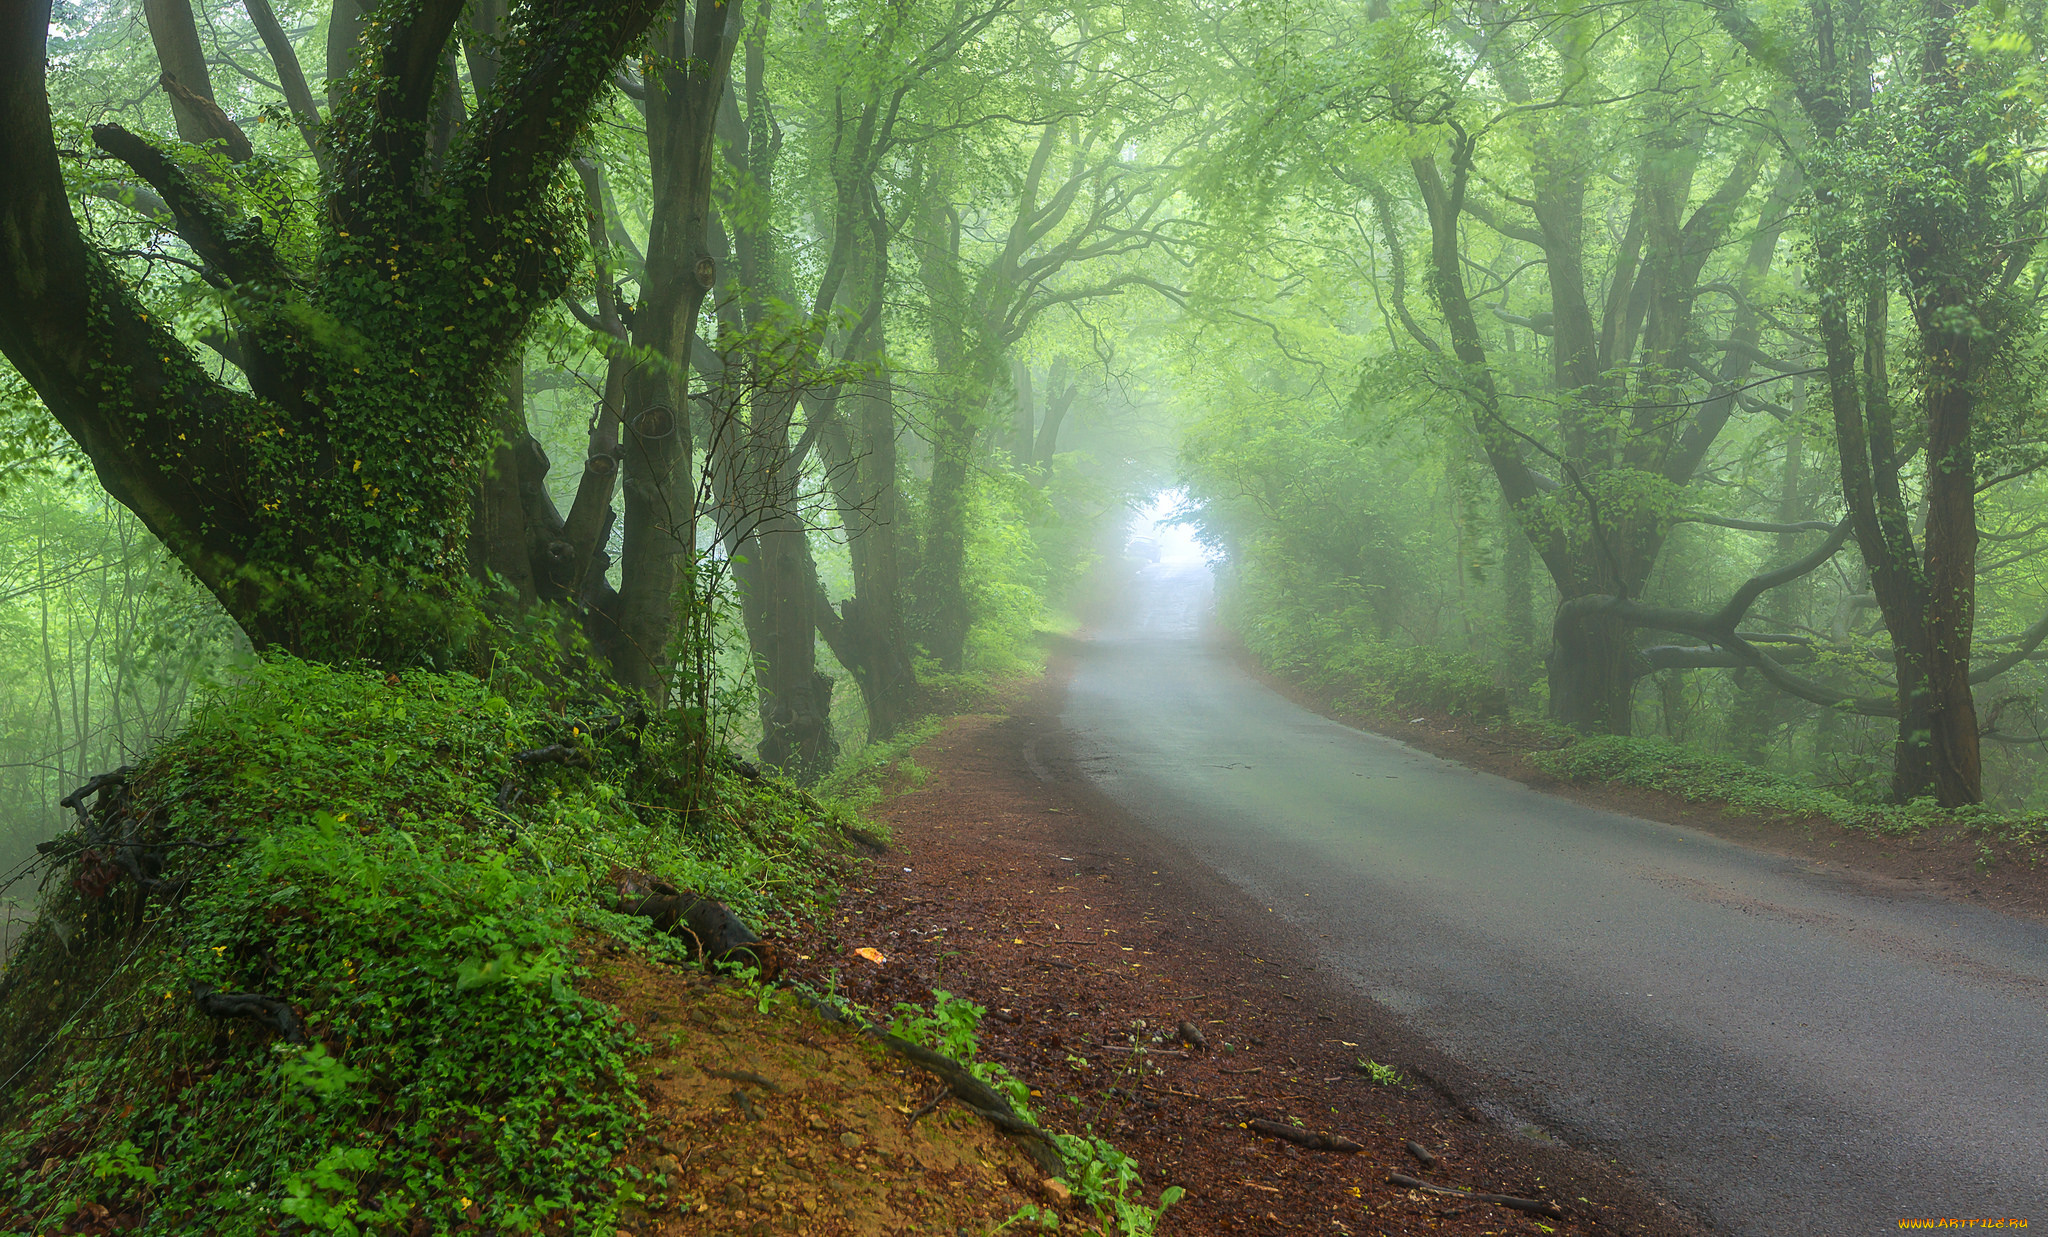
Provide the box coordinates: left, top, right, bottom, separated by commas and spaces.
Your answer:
11, 0, 2048, 884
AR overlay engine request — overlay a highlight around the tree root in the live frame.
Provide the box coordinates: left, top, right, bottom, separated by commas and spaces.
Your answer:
42, 768, 231, 910
798, 994, 1065, 1177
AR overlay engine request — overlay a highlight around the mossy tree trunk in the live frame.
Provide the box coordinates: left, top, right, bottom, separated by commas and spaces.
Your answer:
0, 0, 679, 667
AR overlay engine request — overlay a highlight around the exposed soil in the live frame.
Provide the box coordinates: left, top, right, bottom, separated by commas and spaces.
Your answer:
772, 665, 1708, 1237
589, 946, 1057, 1237
1232, 648, 2048, 927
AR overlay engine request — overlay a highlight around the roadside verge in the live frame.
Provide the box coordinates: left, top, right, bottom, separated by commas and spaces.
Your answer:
1228, 641, 2048, 927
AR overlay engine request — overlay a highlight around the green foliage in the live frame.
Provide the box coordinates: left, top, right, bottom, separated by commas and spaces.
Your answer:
891, 989, 1000, 1083
814, 714, 941, 818
1358, 1059, 1405, 1086
0, 653, 837, 1233
959, 469, 1058, 677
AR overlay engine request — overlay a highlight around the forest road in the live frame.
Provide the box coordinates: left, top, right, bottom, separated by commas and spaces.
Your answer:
1059, 555, 2048, 1236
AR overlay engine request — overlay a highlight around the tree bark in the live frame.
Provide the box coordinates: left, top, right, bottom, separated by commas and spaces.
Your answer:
612, 0, 744, 704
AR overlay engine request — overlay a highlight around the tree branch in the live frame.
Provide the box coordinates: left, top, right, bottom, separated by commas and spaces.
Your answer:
242, 0, 327, 170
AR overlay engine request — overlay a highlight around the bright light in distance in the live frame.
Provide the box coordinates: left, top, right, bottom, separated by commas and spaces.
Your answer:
1126, 488, 1208, 565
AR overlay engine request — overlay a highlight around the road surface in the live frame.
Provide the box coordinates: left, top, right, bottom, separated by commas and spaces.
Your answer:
1061, 553, 2048, 1235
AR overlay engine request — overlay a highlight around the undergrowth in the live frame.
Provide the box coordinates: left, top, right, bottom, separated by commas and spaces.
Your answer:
1229, 588, 1504, 721
1533, 734, 2048, 845
0, 654, 835, 1234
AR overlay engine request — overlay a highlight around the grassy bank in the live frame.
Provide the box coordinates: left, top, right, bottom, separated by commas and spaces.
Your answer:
0, 656, 836, 1232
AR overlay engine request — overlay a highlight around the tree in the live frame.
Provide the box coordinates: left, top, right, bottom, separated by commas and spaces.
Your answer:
1703, 0, 2048, 803
0, 0, 720, 684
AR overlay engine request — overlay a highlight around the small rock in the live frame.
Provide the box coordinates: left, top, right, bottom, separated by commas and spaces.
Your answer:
806, 1115, 829, 1132
1040, 1178, 1072, 1206
838, 1132, 863, 1149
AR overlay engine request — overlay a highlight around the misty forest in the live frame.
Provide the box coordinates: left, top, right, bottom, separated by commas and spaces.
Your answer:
2, 0, 2046, 1232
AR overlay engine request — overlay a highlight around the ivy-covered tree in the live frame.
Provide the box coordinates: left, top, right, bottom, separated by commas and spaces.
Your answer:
0, 0, 688, 672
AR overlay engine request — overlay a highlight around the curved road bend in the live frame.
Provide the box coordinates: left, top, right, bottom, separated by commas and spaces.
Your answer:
1061, 555, 2048, 1235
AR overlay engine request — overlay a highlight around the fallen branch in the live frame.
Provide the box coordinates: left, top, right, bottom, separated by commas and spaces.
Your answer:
192, 984, 307, 1045
616, 873, 781, 979
1246, 1119, 1363, 1152
1405, 1140, 1437, 1168
909, 1085, 952, 1124
512, 742, 594, 768
1387, 1173, 1564, 1219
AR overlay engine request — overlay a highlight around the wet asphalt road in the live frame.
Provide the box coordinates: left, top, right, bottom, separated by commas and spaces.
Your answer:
1060, 556, 2048, 1235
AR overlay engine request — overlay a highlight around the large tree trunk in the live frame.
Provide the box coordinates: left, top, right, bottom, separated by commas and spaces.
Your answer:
815, 312, 917, 741
612, 1, 743, 703
754, 506, 837, 778
1914, 326, 1982, 804
1546, 607, 1639, 734
919, 402, 976, 672
468, 357, 540, 612
911, 156, 985, 674
845, 362, 916, 737
142, 0, 238, 152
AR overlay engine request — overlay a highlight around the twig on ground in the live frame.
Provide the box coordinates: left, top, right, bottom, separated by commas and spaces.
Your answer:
1386, 1173, 1565, 1218
909, 1085, 952, 1124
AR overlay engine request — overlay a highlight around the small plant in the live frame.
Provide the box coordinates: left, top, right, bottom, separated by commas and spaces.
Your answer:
884, 995, 1183, 1236
1359, 1059, 1405, 1086
990, 1201, 1062, 1232
718, 959, 787, 1014
1048, 1132, 1186, 1237
85, 1140, 157, 1188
